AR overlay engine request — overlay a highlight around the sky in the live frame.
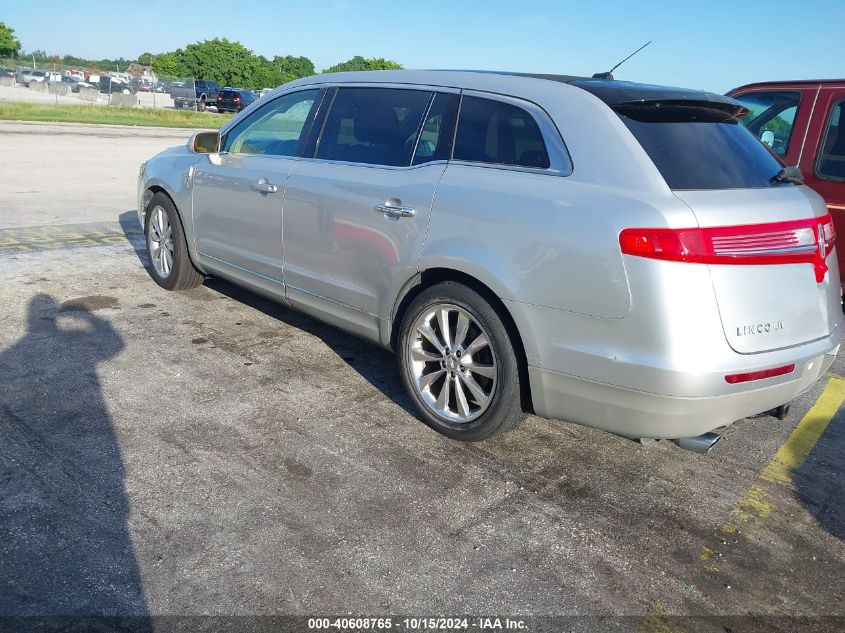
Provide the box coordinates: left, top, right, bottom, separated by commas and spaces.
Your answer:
3, 0, 841, 93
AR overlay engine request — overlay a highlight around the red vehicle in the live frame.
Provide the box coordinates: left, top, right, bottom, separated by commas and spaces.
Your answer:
728, 80, 845, 283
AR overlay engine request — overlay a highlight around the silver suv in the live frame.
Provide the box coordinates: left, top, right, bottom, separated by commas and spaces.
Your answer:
137, 70, 842, 443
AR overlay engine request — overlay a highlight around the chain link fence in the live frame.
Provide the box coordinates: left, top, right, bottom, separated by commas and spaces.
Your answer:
0, 57, 206, 111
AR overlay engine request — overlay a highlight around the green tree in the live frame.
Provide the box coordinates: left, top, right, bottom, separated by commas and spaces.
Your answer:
177, 38, 266, 87
272, 54, 314, 79
137, 52, 154, 66
151, 52, 180, 78
322, 55, 402, 73
0, 21, 22, 58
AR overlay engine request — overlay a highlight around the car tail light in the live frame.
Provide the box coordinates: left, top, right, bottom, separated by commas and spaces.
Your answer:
216, 95, 222, 100
620, 214, 836, 282
725, 364, 795, 384
234, 97, 241, 102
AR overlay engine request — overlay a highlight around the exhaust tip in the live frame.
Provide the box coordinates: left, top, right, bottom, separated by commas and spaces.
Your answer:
673, 432, 722, 455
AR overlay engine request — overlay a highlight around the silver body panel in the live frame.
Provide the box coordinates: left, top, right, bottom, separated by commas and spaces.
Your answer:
138, 70, 843, 439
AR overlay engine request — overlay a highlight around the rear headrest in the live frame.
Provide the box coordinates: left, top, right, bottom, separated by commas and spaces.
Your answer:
355, 103, 402, 146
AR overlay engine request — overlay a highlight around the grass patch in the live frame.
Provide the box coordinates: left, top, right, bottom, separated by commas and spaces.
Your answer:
0, 102, 232, 128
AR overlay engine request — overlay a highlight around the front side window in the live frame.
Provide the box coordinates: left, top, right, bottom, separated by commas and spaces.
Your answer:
734, 91, 801, 155
316, 87, 432, 166
454, 96, 550, 169
817, 100, 845, 181
223, 89, 319, 157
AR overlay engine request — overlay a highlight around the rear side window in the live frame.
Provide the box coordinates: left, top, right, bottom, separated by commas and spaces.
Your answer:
817, 100, 845, 181
616, 102, 788, 190
317, 87, 432, 166
734, 91, 801, 156
454, 96, 550, 168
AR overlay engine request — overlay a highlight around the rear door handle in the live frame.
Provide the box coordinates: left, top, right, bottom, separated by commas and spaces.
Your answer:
375, 203, 416, 219
250, 179, 278, 194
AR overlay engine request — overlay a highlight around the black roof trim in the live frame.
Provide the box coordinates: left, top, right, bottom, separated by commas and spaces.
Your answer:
426, 70, 742, 109
569, 79, 741, 108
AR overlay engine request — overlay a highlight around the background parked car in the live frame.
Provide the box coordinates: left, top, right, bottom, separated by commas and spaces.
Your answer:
19, 69, 45, 84
0, 67, 14, 79
216, 88, 256, 113
53, 74, 93, 93
730, 80, 845, 284
172, 79, 221, 111
97, 76, 134, 94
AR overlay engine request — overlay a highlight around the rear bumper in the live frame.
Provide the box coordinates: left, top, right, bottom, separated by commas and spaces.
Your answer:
529, 343, 839, 439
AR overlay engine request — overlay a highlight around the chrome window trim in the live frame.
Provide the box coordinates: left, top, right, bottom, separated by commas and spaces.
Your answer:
297, 156, 449, 172
454, 89, 573, 177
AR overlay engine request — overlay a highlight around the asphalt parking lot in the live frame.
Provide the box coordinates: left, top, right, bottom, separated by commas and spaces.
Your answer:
1, 121, 844, 632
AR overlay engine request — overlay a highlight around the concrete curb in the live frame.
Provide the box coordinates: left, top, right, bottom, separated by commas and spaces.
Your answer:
108, 93, 139, 108
78, 86, 99, 102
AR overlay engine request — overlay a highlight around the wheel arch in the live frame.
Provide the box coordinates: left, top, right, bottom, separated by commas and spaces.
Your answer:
390, 267, 534, 413
143, 185, 204, 274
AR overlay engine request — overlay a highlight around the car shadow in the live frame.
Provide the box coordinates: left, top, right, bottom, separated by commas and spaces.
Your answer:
118, 210, 148, 268
117, 209, 415, 419
793, 404, 845, 541
202, 277, 416, 418
0, 293, 151, 629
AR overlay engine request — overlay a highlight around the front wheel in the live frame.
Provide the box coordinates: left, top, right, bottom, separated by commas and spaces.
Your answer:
144, 193, 203, 291
197, 97, 206, 112
397, 282, 526, 441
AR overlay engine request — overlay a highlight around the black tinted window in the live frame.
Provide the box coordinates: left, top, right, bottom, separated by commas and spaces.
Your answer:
454, 96, 550, 168
317, 88, 432, 166
817, 100, 845, 181
617, 103, 788, 190
413, 92, 459, 165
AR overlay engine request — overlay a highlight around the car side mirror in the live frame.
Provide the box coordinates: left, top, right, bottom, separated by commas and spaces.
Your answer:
188, 130, 220, 154
760, 130, 775, 147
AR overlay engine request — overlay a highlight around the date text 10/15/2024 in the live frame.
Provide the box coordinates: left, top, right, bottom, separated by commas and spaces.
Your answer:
307, 617, 528, 630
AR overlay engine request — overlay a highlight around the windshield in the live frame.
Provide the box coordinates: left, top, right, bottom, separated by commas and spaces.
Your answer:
615, 102, 789, 190
734, 91, 801, 156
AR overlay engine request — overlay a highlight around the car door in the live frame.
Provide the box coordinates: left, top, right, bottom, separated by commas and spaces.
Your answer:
802, 85, 845, 275
192, 87, 324, 290
732, 87, 808, 164
282, 86, 459, 341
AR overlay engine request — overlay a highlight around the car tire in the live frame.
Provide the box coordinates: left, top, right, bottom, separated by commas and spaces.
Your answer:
144, 193, 203, 291
197, 97, 206, 112
397, 281, 526, 441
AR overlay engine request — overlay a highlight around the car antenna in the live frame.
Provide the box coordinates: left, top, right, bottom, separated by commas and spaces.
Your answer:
592, 41, 652, 80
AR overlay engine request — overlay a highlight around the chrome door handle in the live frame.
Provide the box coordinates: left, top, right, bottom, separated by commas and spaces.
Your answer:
250, 179, 278, 194
375, 203, 416, 218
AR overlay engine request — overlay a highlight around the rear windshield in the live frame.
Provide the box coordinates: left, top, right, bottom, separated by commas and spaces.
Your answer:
220, 90, 237, 98
615, 102, 788, 190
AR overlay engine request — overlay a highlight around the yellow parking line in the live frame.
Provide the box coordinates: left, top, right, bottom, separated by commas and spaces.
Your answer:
761, 377, 845, 485
639, 376, 845, 630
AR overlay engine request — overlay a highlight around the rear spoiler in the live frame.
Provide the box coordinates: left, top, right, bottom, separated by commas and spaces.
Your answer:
612, 100, 748, 123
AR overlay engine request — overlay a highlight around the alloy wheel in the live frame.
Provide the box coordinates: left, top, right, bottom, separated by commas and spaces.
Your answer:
147, 205, 174, 279
407, 303, 497, 424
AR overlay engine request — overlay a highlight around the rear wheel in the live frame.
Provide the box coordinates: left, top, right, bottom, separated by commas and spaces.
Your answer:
144, 193, 203, 291
398, 282, 526, 441
197, 97, 206, 112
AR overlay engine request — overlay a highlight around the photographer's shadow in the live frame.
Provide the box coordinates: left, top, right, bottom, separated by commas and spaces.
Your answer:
0, 294, 149, 627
